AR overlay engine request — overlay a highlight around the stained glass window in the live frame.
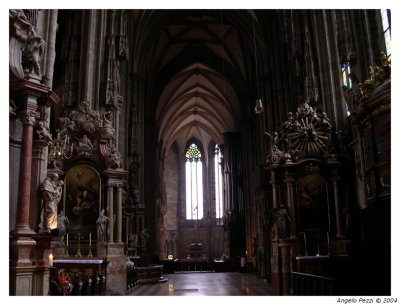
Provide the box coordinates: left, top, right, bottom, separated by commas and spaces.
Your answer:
185, 143, 203, 220
214, 144, 223, 221
185, 143, 202, 162
381, 9, 391, 57
341, 62, 352, 116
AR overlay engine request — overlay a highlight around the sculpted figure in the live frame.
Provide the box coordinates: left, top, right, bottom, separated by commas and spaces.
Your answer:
40, 173, 63, 233
75, 134, 94, 155
128, 233, 139, 256
100, 111, 115, 139
57, 211, 69, 236
275, 204, 292, 239
35, 121, 53, 144
21, 28, 45, 76
96, 209, 110, 243
108, 145, 122, 168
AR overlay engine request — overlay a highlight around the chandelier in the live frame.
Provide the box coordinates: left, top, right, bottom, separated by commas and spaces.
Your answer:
49, 130, 73, 160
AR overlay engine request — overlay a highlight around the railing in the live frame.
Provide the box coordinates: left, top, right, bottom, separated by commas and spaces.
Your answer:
50, 270, 106, 296
292, 272, 344, 295
70, 273, 106, 296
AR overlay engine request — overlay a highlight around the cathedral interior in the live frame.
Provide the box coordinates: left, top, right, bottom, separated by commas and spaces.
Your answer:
9, 9, 391, 296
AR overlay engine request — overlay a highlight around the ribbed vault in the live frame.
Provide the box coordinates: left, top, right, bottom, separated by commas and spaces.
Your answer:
134, 10, 264, 155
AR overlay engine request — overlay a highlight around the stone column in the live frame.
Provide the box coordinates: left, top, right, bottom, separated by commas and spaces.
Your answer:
107, 183, 114, 243
270, 169, 279, 209
116, 183, 123, 243
14, 110, 37, 234
279, 241, 291, 296
284, 169, 296, 238
332, 174, 343, 238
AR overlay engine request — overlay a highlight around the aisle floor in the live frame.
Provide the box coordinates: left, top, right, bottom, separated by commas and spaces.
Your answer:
127, 272, 272, 296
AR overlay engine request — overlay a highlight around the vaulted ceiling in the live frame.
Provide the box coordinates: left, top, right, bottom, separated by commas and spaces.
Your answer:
134, 10, 267, 155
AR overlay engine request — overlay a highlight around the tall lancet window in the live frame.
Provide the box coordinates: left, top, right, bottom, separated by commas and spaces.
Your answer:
381, 9, 391, 57
214, 144, 223, 221
185, 143, 203, 220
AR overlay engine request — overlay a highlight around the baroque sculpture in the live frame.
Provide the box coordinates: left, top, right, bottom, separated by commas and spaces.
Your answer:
21, 28, 45, 76
55, 101, 123, 169
35, 121, 53, 144
275, 204, 292, 240
40, 173, 63, 233
264, 100, 338, 164
96, 209, 110, 243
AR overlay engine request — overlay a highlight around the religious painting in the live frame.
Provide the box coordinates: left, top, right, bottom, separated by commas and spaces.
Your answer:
63, 164, 101, 239
296, 164, 329, 232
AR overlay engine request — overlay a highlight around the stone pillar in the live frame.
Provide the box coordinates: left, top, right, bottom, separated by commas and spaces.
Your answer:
14, 110, 37, 233
279, 241, 291, 296
107, 183, 114, 243
270, 169, 279, 209
116, 183, 123, 243
10, 110, 38, 296
30, 140, 49, 230
270, 239, 280, 295
332, 174, 344, 238
284, 169, 296, 238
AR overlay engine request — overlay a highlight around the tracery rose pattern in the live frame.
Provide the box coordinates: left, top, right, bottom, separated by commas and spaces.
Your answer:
265, 101, 338, 164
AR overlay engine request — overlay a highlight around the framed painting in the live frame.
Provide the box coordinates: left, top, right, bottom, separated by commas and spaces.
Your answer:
63, 164, 102, 240
296, 164, 329, 233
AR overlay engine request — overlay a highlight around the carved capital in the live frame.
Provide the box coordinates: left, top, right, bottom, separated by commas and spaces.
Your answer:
115, 182, 125, 189
284, 178, 295, 184
19, 110, 39, 126
107, 182, 115, 190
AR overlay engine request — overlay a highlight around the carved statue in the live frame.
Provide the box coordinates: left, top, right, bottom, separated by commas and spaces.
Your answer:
96, 209, 110, 243
320, 112, 332, 129
70, 101, 101, 134
40, 173, 63, 233
128, 233, 139, 256
35, 121, 53, 144
140, 228, 150, 251
57, 211, 69, 236
275, 204, 292, 240
100, 111, 115, 138
75, 134, 95, 156
59, 117, 78, 137
108, 144, 122, 168
264, 131, 279, 152
21, 28, 45, 76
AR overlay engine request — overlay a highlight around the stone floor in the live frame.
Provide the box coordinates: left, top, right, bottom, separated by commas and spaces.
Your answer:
127, 272, 272, 296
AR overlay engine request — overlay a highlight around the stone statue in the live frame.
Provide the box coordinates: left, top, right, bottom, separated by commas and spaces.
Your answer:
100, 111, 115, 139
108, 144, 122, 168
275, 204, 292, 240
264, 131, 279, 152
57, 211, 69, 236
320, 112, 332, 129
140, 228, 149, 251
128, 233, 139, 256
75, 134, 94, 156
21, 28, 45, 76
35, 121, 53, 144
40, 173, 63, 233
96, 209, 110, 243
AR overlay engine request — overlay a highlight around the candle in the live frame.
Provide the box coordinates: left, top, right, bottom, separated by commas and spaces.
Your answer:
89, 233, 91, 246
49, 253, 53, 267
66, 233, 69, 247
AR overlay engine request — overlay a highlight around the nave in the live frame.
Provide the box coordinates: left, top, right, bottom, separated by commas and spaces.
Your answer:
127, 272, 272, 296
